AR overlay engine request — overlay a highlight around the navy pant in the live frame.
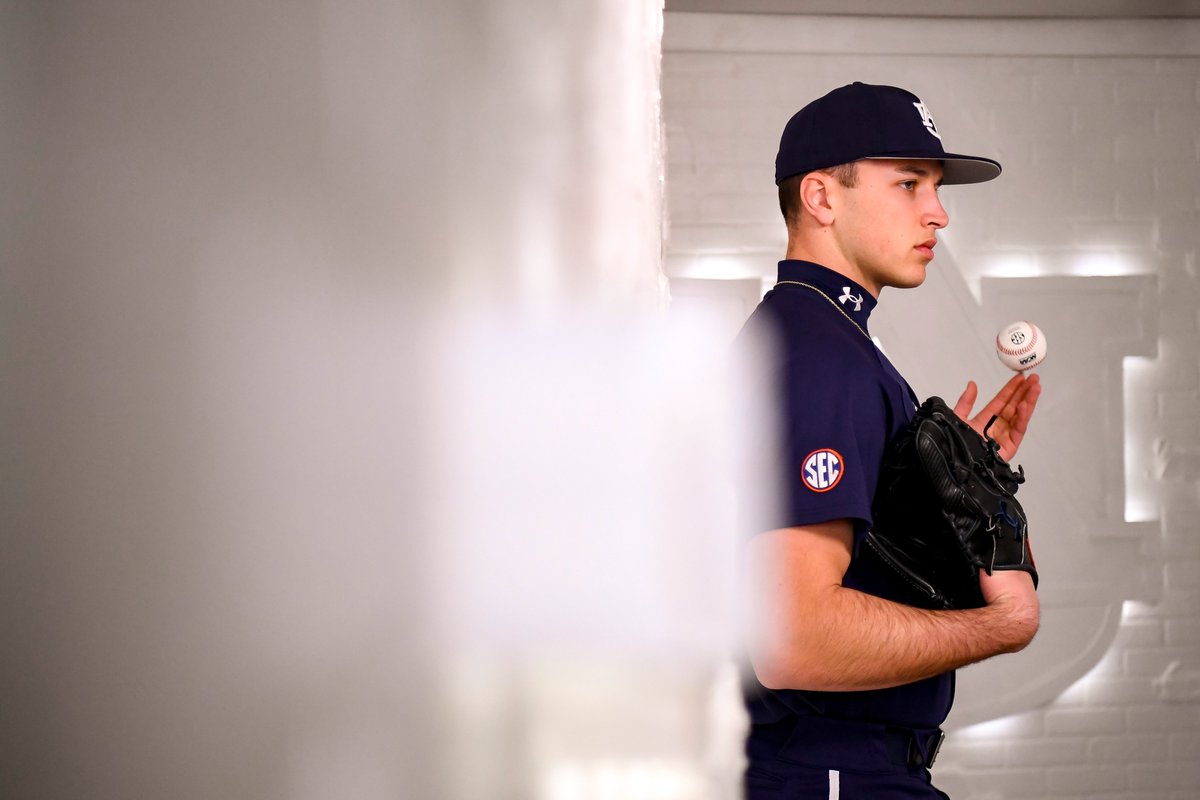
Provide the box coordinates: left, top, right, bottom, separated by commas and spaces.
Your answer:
745, 715, 950, 799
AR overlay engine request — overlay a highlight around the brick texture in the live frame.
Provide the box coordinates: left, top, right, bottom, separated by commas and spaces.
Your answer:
665, 14, 1200, 799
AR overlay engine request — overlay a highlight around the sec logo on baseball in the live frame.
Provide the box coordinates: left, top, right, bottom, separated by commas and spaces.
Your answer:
995, 320, 1047, 371
802, 448, 844, 492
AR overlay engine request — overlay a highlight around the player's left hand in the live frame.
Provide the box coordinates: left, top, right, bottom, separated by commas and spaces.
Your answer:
953, 373, 1041, 462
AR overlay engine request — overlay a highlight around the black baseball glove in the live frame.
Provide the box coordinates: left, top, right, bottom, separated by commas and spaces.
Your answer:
862, 396, 1038, 610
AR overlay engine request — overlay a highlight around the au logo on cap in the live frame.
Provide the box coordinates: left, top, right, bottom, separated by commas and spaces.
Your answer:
912, 101, 942, 140
802, 448, 844, 493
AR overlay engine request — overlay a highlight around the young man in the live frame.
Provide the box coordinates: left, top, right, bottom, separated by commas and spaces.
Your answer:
738, 82, 1042, 799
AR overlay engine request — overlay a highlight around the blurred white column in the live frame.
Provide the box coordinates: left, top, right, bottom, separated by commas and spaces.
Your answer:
401, 1, 747, 797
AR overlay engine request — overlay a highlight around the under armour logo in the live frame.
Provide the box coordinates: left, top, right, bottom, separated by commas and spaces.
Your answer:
839, 286, 863, 312
912, 101, 942, 140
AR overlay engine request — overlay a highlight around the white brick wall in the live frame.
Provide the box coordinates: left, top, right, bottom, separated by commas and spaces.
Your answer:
665, 13, 1200, 799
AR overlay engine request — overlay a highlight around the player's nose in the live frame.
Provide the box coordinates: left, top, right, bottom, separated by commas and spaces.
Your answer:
926, 192, 949, 229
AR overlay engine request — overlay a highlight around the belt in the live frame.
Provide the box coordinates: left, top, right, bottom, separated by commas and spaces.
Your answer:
902, 727, 945, 769
761, 714, 947, 771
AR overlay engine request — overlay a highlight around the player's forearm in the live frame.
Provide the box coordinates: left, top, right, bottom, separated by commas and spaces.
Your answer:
751, 580, 1039, 692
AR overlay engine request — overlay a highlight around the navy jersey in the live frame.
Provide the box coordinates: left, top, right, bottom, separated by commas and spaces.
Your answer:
737, 259, 953, 731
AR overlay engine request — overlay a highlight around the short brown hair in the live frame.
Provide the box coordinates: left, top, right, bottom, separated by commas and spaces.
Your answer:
778, 162, 858, 225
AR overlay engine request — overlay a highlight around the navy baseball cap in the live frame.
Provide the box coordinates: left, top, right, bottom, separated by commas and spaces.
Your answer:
774, 82, 1001, 186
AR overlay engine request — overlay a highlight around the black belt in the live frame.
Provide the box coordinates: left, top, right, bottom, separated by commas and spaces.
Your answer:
903, 727, 945, 769
760, 714, 946, 771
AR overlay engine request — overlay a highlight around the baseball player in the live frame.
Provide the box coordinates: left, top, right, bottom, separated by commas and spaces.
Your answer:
736, 82, 1042, 799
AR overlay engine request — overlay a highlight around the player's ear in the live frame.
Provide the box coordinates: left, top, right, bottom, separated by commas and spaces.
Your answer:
799, 172, 836, 226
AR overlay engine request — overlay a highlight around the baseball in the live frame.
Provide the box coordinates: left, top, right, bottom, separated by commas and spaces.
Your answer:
995, 321, 1047, 371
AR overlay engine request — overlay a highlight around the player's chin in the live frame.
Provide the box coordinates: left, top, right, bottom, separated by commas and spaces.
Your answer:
893, 265, 928, 289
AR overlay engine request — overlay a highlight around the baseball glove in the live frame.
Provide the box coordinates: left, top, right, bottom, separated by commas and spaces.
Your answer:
862, 395, 1038, 610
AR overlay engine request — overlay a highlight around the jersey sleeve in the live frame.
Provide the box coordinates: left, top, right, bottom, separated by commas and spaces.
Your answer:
776, 344, 889, 542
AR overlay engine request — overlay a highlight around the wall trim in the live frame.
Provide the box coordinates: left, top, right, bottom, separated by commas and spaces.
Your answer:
664, 12, 1200, 56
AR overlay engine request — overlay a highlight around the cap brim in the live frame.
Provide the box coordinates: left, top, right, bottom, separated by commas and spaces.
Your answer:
863, 153, 1001, 185
940, 154, 1002, 185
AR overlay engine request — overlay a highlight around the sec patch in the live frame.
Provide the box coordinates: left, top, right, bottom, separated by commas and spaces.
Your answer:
802, 448, 844, 493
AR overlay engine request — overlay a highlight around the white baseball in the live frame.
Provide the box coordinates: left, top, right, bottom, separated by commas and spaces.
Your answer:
995, 321, 1047, 371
